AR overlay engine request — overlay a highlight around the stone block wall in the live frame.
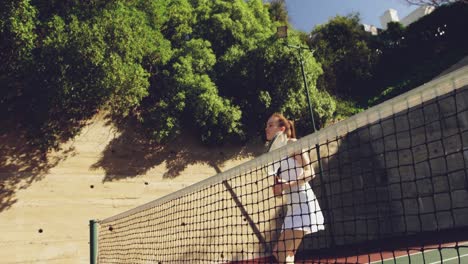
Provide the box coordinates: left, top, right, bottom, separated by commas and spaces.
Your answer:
303, 85, 468, 250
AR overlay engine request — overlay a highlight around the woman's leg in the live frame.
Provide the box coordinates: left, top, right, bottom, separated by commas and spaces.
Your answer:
273, 230, 306, 263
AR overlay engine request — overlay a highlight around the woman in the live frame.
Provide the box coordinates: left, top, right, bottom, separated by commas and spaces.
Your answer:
265, 113, 325, 263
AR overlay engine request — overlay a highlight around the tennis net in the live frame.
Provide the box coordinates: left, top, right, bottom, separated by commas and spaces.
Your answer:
94, 66, 468, 263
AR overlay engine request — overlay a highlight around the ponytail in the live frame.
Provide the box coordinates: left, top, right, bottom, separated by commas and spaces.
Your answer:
288, 120, 296, 139
271, 113, 296, 139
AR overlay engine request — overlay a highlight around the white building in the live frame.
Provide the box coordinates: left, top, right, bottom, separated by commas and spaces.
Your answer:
380, 6, 435, 29
363, 24, 379, 35
380, 9, 400, 30
400, 6, 435, 27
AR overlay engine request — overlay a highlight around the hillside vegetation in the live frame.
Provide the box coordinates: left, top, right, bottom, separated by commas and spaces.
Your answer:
1, 1, 466, 148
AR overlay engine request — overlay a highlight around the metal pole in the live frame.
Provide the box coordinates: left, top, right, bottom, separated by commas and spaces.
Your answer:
298, 48, 317, 133
89, 220, 98, 264
297, 48, 335, 247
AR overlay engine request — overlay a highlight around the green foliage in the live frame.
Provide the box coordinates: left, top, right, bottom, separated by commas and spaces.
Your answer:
0, 0, 38, 109
0, 0, 171, 147
0, 0, 333, 146
269, 37, 330, 129
308, 3, 467, 112
142, 0, 327, 143
1, 0, 37, 63
266, 0, 288, 23
333, 98, 363, 121
162, 0, 194, 44
309, 14, 380, 101
369, 2, 468, 106
170, 38, 243, 143
36, 2, 165, 123
378, 22, 405, 50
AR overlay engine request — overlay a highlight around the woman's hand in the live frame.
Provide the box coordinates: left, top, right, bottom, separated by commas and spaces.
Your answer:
273, 175, 286, 196
273, 182, 283, 196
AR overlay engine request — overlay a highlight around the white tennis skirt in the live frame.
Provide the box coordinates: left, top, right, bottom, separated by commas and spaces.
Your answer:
282, 183, 325, 234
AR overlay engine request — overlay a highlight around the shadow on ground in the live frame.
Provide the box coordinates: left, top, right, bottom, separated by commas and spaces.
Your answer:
0, 114, 264, 211
0, 123, 77, 212
91, 119, 264, 182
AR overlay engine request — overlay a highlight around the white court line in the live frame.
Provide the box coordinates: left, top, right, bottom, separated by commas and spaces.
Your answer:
369, 250, 420, 264
427, 253, 468, 264
369, 242, 468, 264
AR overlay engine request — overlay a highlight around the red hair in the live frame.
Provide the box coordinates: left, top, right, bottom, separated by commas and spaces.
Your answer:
270, 113, 296, 139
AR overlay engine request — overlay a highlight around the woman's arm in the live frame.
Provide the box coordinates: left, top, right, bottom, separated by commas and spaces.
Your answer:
275, 141, 316, 192
291, 138, 315, 181
294, 151, 315, 180
279, 163, 315, 191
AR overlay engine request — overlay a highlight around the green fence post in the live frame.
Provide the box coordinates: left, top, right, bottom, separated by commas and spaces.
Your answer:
89, 219, 98, 264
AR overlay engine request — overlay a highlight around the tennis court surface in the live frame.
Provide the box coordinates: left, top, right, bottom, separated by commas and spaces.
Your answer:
295, 228, 468, 263
299, 244, 468, 264
227, 228, 468, 263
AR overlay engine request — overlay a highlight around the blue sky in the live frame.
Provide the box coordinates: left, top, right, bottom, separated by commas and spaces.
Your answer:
285, 0, 419, 32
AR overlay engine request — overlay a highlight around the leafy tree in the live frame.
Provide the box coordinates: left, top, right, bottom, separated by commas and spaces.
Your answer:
1, 0, 332, 146
370, 1, 468, 105
378, 22, 406, 49
139, 0, 331, 143
308, 14, 379, 101
142, 37, 242, 144
266, 0, 288, 23
0, 0, 38, 113
1, 0, 171, 147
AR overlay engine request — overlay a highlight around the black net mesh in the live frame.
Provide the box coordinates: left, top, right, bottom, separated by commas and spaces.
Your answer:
96, 68, 468, 263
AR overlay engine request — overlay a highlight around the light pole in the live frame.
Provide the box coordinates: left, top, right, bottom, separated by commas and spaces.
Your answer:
276, 26, 317, 133
276, 25, 335, 247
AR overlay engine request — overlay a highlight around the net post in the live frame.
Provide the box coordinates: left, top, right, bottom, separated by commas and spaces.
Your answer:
89, 219, 98, 264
